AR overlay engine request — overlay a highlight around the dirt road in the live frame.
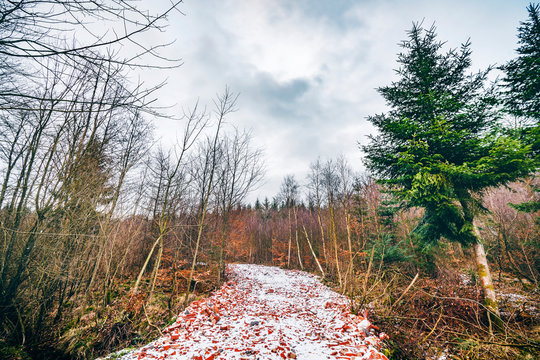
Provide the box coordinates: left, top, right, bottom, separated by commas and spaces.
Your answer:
119, 264, 388, 360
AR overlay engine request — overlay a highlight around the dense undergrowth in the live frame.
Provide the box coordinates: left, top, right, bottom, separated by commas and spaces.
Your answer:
354, 246, 540, 359
66, 270, 218, 360
3, 265, 219, 360
3, 236, 539, 360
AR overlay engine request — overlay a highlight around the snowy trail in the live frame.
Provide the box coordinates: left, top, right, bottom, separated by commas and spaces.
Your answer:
121, 264, 388, 360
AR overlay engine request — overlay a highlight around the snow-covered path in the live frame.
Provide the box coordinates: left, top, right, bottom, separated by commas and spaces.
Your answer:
121, 264, 388, 360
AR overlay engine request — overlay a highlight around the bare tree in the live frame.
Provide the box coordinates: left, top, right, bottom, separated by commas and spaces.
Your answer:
278, 175, 301, 269
214, 129, 264, 282
307, 159, 328, 266
133, 104, 208, 294
321, 159, 343, 286
0, 1, 183, 63
336, 156, 355, 291
183, 88, 238, 306
0, 44, 158, 343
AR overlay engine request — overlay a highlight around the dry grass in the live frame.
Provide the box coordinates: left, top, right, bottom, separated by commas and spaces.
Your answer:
348, 248, 540, 359
54, 264, 219, 360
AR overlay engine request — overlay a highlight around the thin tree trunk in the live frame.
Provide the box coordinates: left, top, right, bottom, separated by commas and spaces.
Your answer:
302, 225, 324, 277
287, 207, 292, 268
473, 241, 498, 314
133, 233, 163, 293
345, 211, 353, 289
363, 245, 375, 294
294, 205, 303, 270
316, 208, 327, 264
149, 237, 164, 295
217, 212, 229, 284
183, 193, 210, 307
183, 89, 234, 307
328, 193, 342, 287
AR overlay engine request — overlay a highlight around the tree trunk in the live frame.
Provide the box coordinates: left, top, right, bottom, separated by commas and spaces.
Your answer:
294, 204, 303, 270
316, 209, 327, 264
345, 211, 353, 290
217, 212, 229, 284
287, 207, 292, 268
473, 241, 499, 313
459, 193, 503, 331
302, 225, 324, 277
473, 239, 503, 331
328, 194, 342, 287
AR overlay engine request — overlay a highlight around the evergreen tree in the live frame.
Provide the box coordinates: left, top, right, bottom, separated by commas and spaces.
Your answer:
263, 197, 271, 212
362, 24, 535, 321
501, 4, 540, 125
501, 3, 540, 214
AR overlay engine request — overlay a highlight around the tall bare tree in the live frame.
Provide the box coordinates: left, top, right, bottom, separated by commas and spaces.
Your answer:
322, 160, 343, 286
183, 88, 238, 306
307, 159, 328, 266
215, 130, 264, 282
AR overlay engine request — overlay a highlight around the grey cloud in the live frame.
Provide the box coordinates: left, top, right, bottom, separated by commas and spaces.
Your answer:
283, 0, 370, 29
239, 73, 311, 120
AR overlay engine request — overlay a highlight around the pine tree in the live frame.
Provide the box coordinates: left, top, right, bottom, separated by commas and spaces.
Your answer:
501, 4, 540, 124
362, 24, 535, 323
501, 3, 540, 214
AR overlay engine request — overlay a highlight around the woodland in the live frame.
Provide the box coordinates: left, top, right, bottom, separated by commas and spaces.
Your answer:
0, 1, 538, 360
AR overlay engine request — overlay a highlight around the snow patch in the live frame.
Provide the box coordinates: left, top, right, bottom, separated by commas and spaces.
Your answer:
118, 264, 388, 360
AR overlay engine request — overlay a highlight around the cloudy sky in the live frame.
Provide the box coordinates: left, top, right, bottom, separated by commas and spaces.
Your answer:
143, 0, 532, 203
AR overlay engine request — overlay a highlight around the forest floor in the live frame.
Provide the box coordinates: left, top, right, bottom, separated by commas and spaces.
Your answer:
110, 264, 389, 360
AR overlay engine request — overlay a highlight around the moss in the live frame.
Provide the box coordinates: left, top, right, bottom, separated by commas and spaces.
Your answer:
61, 316, 79, 334
0, 342, 31, 360
456, 338, 479, 351
484, 297, 499, 311
477, 264, 488, 278
382, 347, 394, 358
